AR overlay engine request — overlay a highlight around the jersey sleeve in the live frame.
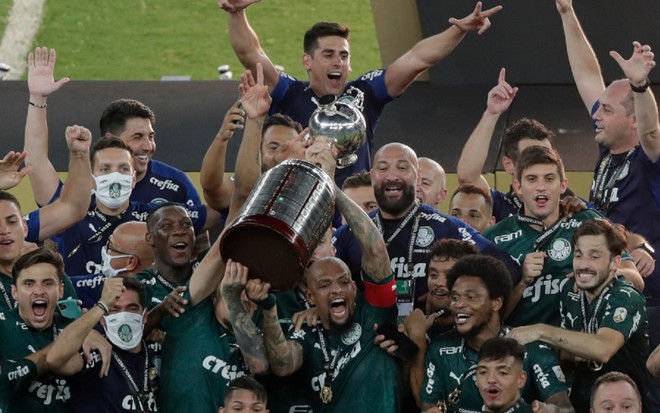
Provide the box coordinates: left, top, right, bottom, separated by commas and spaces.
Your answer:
525, 342, 569, 401
0, 358, 38, 394
598, 285, 646, 340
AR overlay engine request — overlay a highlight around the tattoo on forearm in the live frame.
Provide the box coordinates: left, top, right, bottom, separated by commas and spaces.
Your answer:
335, 189, 390, 281
262, 308, 299, 373
553, 336, 568, 344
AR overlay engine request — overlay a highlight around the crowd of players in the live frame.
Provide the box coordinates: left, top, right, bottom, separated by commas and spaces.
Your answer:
1, 0, 660, 412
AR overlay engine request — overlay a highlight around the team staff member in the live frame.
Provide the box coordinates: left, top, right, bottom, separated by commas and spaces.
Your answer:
219, 0, 501, 186
0, 124, 94, 310
334, 143, 520, 321
47, 277, 158, 413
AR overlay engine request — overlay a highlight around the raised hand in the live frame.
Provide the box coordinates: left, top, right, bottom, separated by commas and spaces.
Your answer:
99, 276, 125, 310
554, 0, 573, 14
521, 252, 546, 286
27, 47, 70, 98
217, 100, 246, 142
238, 62, 271, 119
0, 151, 31, 190
449, 2, 503, 35
221, 259, 250, 300
65, 125, 92, 156
610, 41, 656, 86
486, 68, 518, 115
217, 0, 261, 13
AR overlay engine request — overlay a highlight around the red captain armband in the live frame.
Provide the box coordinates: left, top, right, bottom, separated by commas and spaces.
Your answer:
364, 277, 397, 308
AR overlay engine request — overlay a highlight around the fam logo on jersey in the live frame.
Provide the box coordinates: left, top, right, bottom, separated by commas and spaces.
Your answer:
613, 307, 628, 323
547, 238, 571, 261
341, 323, 362, 345
415, 226, 435, 248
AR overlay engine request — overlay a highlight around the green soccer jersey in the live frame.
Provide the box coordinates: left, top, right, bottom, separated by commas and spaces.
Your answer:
0, 358, 38, 413
158, 289, 250, 413
560, 277, 651, 413
421, 328, 568, 412
136, 250, 207, 309
289, 291, 401, 413
0, 272, 77, 312
0, 309, 73, 412
483, 209, 603, 326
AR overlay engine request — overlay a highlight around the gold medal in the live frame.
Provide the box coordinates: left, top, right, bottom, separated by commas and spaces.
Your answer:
320, 385, 333, 403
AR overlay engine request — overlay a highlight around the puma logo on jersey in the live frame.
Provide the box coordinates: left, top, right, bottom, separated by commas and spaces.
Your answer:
449, 371, 463, 384
565, 312, 578, 327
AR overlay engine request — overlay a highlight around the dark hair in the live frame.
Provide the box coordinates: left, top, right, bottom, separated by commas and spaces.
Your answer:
478, 336, 525, 365
342, 171, 372, 190
145, 202, 190, 233
12, 247, 64, 283
446, 255, 512, 316
573, 219, 627, 257
590, 371, 641, 407
90, 136, 134, 165
118, 275, 147, 308
450, 184, 494, 211
304, 22, 350, 54
515, 145, 565, 182
0, 191, 21, 211
99, 99, 155, 136
429, 239, 478, 264
224, 376, 268, 405
263, 113, 303, 139
502, 118, 555, 164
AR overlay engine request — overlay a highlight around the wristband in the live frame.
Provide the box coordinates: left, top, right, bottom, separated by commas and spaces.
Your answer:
630, 77, 650, 93
252, 293, 276, 310
28, 101, 47, 109
95, 301, 110, 315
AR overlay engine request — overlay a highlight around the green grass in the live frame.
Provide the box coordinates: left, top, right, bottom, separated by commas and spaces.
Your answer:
33, 0, 380, 80
0, 0, 12, 39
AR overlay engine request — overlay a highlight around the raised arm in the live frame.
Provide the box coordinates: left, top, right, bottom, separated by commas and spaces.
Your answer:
24, 47, 70, 205
187, 230, 226, 306
227, 64, 272, 223
220, 1, 280, 92
610, 41, 660, 162
457, 68, 518, 189
555, 0, 605, 111
199, 100, 243, 210
220, 260, 269, 374
335, 187, 391, 282
37, 125, 93, 240
247, 278, 303, 377
47, 277, 123, 376
384, 2, 501, 97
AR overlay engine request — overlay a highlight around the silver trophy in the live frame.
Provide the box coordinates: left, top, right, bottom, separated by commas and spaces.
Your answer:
308, 87, 367, 168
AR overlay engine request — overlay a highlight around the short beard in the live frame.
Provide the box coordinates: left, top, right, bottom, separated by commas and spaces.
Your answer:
461, 311, 493, 340
374, 184, 416, 216
329, 314, 356, 335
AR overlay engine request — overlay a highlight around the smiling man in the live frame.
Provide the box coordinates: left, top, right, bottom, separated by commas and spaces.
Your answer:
219, 0, 501, 186
420, 255, 572, 413
509, 219, 652, 413
483, 146, 641, 327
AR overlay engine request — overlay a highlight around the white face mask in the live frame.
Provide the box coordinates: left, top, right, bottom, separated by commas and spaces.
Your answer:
103, 311, 145, 351
100, 246, 132, 277
94, 172, 133, 209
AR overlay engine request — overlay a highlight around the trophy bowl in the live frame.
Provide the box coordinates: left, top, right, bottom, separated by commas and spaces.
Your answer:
308, 92, 367, 168
219, 160, 335, 290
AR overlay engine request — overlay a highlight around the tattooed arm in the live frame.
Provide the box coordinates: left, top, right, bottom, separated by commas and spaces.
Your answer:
221, 260, 269, 374
245, 278, 304, 377
335, 186, 391, 283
